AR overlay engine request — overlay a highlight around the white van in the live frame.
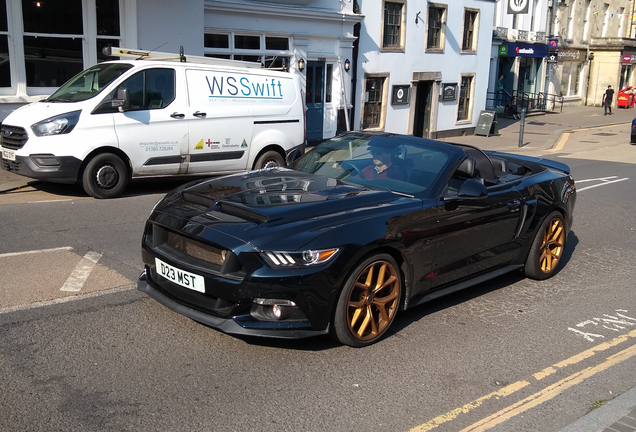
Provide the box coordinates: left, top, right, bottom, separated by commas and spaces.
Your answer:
0, 47, 306, 198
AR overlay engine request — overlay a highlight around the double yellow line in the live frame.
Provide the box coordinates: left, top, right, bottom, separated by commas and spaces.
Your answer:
408, 330, 636, 432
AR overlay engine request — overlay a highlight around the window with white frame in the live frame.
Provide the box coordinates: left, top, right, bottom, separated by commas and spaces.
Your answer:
426, 4, 446, 52
362, 75, 387, 130
582, 0, 591, 41
0, 0, 122, 95
566, 3, 575, 40
560, 62, 581, 97
457, 75, 473, 122
204, 32, 291, 71
601, 3, 609, 37
618, 7, 625, 37
461, 8, 478, 53
381, 0, 405, 51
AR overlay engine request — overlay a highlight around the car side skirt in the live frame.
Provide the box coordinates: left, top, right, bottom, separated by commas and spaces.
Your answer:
407, 264, 523, 309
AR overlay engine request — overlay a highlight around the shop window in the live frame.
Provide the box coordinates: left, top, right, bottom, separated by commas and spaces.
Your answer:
427, 5, 446, 51
22, 0, 83, 34
362, 76, 386, 129
461, 9, 478, 52
382, 1, 405, 51
457, 75, 473, 121
205, 34, 229, 49
560, 62, 581, 97
235, 35, 260, 50
0, 0, 9, 88
96, 0, 119, 36
265, 37, 289, 51
325, 64, 333, 103
24, 36, 83, 87
205, 53, 231, 59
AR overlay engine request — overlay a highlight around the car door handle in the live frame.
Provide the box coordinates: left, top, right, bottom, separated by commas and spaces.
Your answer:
507, 200, 521, 211
193, 111, 206, 117
170, 112, 185, 119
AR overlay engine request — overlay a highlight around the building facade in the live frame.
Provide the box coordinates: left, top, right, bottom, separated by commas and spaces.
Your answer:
354, 0, 496, 139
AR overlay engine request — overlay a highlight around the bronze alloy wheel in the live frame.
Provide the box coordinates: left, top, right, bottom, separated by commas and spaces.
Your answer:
539, 217, 565, 273
336, 255, 401, 346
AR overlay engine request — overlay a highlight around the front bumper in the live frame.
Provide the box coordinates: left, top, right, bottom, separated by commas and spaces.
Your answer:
0, 153, 82, 183
137, 270, 329, 339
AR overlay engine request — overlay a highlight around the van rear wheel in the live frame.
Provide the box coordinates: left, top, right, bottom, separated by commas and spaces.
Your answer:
254, 150, 284, 170
82, 153, 129, 199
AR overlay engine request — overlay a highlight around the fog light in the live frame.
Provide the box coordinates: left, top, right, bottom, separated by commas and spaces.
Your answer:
254, 298, 296, 307
272, 304, 282, 319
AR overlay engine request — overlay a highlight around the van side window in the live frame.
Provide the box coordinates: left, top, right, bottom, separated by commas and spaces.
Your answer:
116, 68, 175, 110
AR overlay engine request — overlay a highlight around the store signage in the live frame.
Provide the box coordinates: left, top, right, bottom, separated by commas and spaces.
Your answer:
441, 83, 457, 102
622, 53, 636, 64
558, 50, 583, 61
507, 0, 529, 14
500, 43, 548, 58
498, 45, 509, 56
391, 85, 410, 105
548, 49, 558, 64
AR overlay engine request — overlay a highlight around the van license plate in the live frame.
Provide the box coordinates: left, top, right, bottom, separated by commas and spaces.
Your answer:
1, 147, 15, 161
155, 257, 205, 293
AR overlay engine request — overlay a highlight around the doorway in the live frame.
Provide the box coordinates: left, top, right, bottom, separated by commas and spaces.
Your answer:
306, 61, 325, 140
413, 81, 433, 138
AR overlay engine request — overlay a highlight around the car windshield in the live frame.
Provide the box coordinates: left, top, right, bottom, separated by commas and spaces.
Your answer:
292, 133, 453, 195
45, 63, 134, 102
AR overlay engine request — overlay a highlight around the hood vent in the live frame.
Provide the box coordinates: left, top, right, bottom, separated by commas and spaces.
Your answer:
219, 203, 267, 224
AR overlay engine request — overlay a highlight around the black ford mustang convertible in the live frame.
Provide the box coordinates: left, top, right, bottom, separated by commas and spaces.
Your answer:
138, 132, 576, 347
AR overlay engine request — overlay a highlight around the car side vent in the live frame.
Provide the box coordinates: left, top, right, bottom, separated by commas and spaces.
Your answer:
219, 203, 268, 224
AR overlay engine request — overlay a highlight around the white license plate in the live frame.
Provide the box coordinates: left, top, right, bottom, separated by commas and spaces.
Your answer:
1, 147, 16, 161
155, 257, 205, 293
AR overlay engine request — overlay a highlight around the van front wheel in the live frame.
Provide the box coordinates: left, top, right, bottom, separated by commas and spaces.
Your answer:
254, 151, 285, 170
82, 153, 129, 199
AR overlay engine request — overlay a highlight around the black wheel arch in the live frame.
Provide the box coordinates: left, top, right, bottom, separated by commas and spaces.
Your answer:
78, 146, 132, 183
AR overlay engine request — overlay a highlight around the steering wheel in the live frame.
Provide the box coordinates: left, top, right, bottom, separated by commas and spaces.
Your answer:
339, 161, 365, 178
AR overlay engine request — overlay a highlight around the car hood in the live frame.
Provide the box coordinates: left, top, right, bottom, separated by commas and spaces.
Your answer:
152, 168, 419, 251
3, 101, 84, 128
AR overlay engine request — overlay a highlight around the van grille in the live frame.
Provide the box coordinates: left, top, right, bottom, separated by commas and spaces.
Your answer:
1, 125, 29, 150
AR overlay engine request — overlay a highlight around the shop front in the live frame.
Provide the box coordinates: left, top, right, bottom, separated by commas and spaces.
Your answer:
498, 42, 548, 97
558, 49, 586, 98
620, 52, 636, 90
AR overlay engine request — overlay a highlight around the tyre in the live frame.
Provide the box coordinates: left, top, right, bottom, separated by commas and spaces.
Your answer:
524, 211, 566, 280
254, 150, 285, 170
82, 153, 129, 199
332, 254, 402, 347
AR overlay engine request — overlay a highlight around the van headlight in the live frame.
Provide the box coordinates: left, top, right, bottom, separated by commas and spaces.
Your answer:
260, 248, 339, 268
31, 110, 81, 137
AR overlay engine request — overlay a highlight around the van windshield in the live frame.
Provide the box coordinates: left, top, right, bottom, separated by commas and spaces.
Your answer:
45, 63, 134, 102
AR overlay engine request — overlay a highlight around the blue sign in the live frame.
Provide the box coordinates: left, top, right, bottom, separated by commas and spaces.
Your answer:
501, 43, 548, 58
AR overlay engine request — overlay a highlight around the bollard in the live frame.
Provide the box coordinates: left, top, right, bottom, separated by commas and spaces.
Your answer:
518, 107, 527, 147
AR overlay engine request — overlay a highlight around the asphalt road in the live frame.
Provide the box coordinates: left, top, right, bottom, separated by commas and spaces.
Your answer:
0, 133, 634, 432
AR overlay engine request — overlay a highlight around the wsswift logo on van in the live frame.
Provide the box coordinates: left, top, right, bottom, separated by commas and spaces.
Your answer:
205, 75, 285, 102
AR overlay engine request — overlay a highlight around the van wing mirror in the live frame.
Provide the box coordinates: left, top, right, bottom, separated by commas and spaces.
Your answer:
111, 88, 130, 112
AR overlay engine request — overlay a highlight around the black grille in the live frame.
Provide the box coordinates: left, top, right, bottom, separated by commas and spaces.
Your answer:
1, 125, 29, 150
0, 158, 21, 172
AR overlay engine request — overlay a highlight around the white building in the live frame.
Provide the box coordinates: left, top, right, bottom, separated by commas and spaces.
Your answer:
354, 0, 496, 138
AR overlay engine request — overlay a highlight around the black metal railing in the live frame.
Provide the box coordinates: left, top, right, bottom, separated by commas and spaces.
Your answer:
486, 91, 563, 116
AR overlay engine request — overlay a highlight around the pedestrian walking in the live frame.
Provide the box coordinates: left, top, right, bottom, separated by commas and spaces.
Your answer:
602, 85, 615, 115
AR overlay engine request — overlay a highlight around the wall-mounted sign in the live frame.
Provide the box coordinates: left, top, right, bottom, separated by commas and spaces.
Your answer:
441, 83, 457, 101
622, 53, 636, 64
498, 45, 509, 56
507, 0, 529, 14
391, 85, 410, 105
500, 42, 548, 58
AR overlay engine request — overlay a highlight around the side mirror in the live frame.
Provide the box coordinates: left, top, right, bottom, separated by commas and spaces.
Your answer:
111, 88, 130, 112
457, 178, 488, 198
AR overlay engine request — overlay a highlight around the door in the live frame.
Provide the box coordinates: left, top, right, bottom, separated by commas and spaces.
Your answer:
305, 61, 325, 140
185, 68, 253, 174
113, 67, 189, 176
413, 81, 433, 138
428, 182, 522, 289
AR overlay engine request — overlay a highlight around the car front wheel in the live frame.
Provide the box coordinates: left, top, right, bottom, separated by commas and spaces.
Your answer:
82, 153, 129, 199
254, 150, 284, 170
332, 254, 402, 347
524, 211, 566, 280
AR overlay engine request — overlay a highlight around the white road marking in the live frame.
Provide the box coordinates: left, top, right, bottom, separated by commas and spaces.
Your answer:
576, 177, 629, 192
575, 176, 619, 183
27, 199, 73, 204
0, 247, 73, 258
60, 251, 103, 292
0, 284, 136, 315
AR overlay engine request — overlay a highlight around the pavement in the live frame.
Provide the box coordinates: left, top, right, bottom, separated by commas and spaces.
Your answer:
1, 105, 635, 431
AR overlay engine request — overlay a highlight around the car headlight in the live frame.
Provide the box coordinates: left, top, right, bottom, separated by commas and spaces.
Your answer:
260, 248, 339, 268
31, 110, 81, 137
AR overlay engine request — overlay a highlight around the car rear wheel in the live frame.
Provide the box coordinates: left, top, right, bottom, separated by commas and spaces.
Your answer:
82, 153, 129, 199
332, 254, 402, 347
254, 150, 284, 170
524, 211, 566, 280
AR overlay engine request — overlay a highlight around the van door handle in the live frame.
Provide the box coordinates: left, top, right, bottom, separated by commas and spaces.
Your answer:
170, 112, 185, 119
193, 111, 206, 117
